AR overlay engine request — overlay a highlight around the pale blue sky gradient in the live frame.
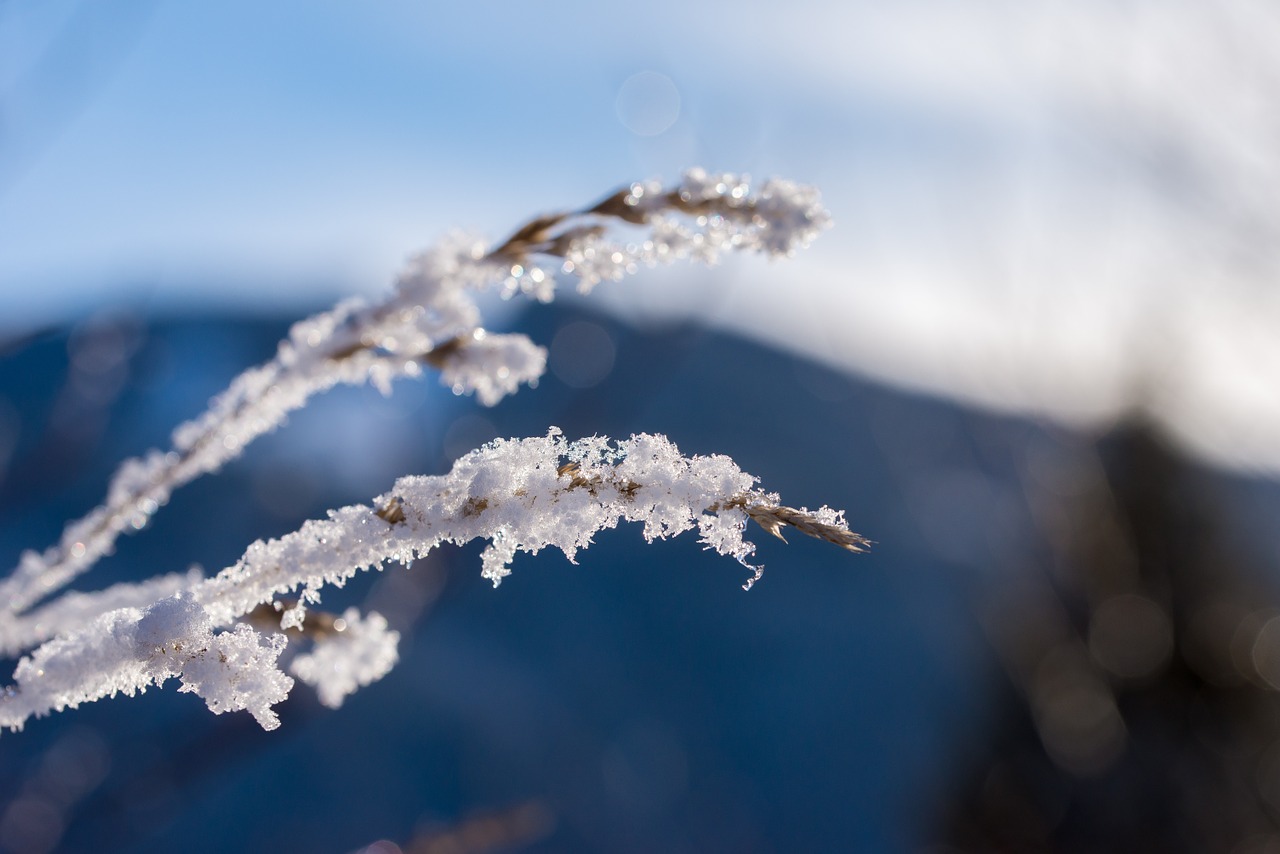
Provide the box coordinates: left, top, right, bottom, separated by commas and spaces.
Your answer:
4, 0, 1280, 474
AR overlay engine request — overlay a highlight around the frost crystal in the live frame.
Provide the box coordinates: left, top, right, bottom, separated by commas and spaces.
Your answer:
1, 169, 832, 617
0, 431, 864, 732
178, 624, 293, 730
289, 609, 399, 709
0, 170, 859, 737
0, 569, 201, 658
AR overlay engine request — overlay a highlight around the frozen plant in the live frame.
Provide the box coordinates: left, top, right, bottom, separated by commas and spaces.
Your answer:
1, 168, 832, 616
0, 170, 864, 733
1, 432, 866, 732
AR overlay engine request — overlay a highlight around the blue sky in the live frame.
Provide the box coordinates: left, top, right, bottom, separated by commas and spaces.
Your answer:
1, 1, 822, 314
4, 0, 1280, 475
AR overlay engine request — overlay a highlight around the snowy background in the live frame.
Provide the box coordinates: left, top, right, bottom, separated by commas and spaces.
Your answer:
3, 2, 1280, 852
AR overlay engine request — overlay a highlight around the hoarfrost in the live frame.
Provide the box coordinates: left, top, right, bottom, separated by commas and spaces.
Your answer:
289, 609, 399, 709
0, 170, 860, 735
177, 624, 293, 731
0, 431, 863, 732
1, 168, 831, 617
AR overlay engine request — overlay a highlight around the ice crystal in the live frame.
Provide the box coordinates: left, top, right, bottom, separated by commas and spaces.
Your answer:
1, 169, 832, 617
0, 170, 862, 736
0, 431, 862, 732
289, 609, 399, 709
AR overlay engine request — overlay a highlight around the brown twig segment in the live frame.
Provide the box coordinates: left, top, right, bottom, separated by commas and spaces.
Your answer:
742, 503, 872, 553
245, 600, 348, 640
375, 496, 406, 525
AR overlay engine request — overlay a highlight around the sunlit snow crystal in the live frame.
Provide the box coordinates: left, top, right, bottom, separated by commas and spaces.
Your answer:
289, 609, 399, 709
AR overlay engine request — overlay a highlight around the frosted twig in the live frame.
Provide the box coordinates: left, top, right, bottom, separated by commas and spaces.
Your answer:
0, 169, 831, 616
0, 569, 202, 659
0, 430, 863, 733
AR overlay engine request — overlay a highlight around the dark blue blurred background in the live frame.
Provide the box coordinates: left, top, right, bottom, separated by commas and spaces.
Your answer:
0, 304, 994, 852
3, 303, 1279, 853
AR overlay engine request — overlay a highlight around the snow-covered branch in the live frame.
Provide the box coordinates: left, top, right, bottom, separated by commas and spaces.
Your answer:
1, 169, 831, 616
0, 569, 202, 659
0, 431, 864, 733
